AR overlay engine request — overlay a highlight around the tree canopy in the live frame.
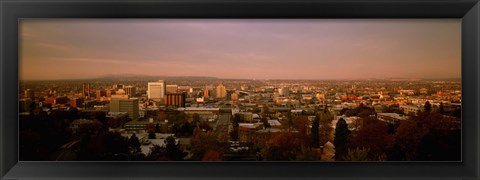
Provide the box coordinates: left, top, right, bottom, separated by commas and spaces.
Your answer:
334, 118, 351, 161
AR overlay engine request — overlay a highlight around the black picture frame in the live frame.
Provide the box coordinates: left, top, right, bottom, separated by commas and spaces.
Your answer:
1, 0, 479, 179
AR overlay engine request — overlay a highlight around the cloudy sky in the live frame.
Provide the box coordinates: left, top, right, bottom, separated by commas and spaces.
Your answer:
20, 19, 460, 80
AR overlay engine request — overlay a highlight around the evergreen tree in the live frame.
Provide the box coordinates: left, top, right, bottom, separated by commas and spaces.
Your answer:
262, 117, 271, 128
334, 118, 351, 161
311, 115, 320, 148
232, 114, 240, 128
146, 145, 167, 161
165, 136, 186, 161
148, 131, 156, 139
439, 102, 445, 115
424, 101, 432, 113
155, 123, 160, 133
128, 133, 141, 154
230, 114, 240, 141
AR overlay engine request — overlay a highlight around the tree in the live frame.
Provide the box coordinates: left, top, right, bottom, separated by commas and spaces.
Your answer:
334, 118, 351, 161
146, 145, 168, 161
199, 121, 213, 131
165, 136, 186, 161
202, 150, 222, 161
390, 117, 427, 160
155, 123, 160, 133
439, 102, 445, 115
261, 131, 303, 161
349, 119, 392, 160
192, 113, 201, 124
343, 147, 370, 161
261, 117, 271, 128
293, 116, 309, 145
424, 101, 432, 113
174, 122, 195, 137
386, 142, 406, 161
128, 133, 142, 154
148, 131, 156, 139
230, 114, 240, 141
310, 116, 320, 148
318, 109, 334, 145
190, 129, 222, 160
232, 114, 240, 128
387, 111, 461, 161
414, 128, 460, 161
103, 131, 130, 159
296, 145, 320, 161
67, 107, 79, 120
229, 129, 239, 141
94, 111, 109, 131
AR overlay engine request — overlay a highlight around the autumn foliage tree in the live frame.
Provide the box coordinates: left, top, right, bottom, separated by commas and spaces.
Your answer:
318, 109, 334, 146
262, 131, 303, 161
349, 118, 392, 160
202, 150, 222, 161
293, 116, 309, 146
190, 129, 223, 161
296, 145, 321, 161
343, 147, 370, 161
388, 111, 460, 161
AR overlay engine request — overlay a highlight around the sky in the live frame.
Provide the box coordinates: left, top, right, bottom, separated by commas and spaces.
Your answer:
20, 19, 461, 80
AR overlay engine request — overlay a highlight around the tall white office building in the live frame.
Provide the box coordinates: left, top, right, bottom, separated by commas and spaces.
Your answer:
147, 80, 166, 100
216, 83, 227, 98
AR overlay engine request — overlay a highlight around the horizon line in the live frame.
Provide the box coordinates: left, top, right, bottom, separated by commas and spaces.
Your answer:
19, 75, 462, 81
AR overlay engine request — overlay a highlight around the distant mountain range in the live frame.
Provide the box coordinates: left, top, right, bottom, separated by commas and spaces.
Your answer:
95, 74, 219, 81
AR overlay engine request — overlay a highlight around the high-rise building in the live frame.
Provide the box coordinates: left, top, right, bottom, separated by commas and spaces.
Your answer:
82, 83, 92, 98
70, 98, 85, 108
96, 90, 106, 100
113, 84, 124, 90
216, 84, 227, 98
110, 96, 139, 120
147, 80, 166, 100
166, 84, 178, 94
105, 89, 116, 97
82, 83, 86, 98
278, 87, 290, 96
164, 92, 186, 108
24, 89, 35, 98
124, 86, 136, 97
203, 89, 209, 98
87, 84, 91, 98
111, 94, 129, 99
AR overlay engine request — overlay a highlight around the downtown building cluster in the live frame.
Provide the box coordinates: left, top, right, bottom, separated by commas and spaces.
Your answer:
19, 78, 462, 161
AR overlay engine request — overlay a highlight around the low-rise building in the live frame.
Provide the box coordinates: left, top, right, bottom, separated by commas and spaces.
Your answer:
400, 104, 424, 115
377, 113, 408, 124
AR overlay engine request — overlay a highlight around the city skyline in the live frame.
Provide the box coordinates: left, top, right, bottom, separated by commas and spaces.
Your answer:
20, 19, 461, 80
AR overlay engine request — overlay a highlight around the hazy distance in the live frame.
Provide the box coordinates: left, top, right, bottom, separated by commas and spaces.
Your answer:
20, 19, 461, 81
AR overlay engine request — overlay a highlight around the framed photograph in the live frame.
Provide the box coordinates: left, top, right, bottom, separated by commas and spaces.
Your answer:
1, 0, 479, 179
